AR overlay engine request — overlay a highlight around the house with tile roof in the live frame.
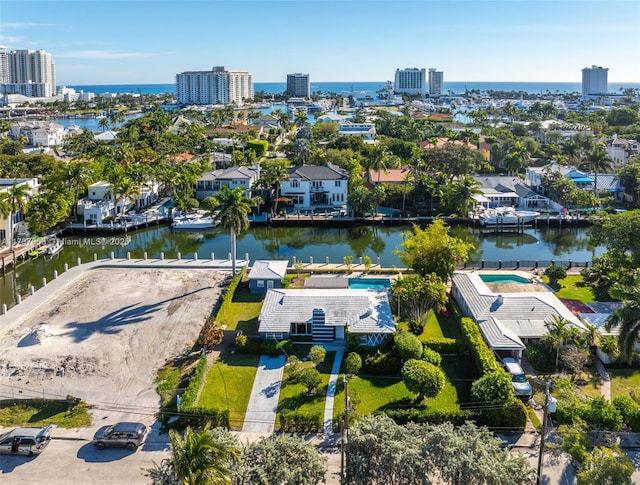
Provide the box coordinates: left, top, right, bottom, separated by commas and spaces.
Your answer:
472, 175, 549, 209
258, 288, 395, 346
280, 164, 348, 210
248, 260, 289, 294
451, 271, 586, 361
195, 166, 260, 201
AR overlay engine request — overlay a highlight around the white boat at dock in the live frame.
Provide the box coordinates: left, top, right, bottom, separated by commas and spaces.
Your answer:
42, 238, 64, 256
171, 213, 219, 230
476, 206, 540, 227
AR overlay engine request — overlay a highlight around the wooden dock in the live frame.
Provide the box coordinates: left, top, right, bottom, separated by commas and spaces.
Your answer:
0, 238, 49, 271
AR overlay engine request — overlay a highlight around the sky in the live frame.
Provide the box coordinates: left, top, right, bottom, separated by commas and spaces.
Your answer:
2, 0, 639, 85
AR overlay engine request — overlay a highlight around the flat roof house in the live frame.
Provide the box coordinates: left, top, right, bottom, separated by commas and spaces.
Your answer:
258, 288, 395, 347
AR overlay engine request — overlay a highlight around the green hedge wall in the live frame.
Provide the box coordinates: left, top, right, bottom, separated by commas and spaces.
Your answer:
460, 317, 500, 376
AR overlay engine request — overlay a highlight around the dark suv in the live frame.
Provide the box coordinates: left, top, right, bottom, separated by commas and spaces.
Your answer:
92, 422, 147, 451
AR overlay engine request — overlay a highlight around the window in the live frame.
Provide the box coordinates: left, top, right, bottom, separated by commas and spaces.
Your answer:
335, 180, 341, 187
291, 179, 300, 188
291, 322, 311, 335
257, 280, 265, 287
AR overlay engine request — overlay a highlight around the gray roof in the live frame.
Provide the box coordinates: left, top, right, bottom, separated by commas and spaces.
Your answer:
451, 271, 586, 339
304, 276, 349, 288
258, 288, 395, 335
288, 164, 347, 181
478, 317, 526, 350
249, 260, 289, 280
199, 166, 259, 181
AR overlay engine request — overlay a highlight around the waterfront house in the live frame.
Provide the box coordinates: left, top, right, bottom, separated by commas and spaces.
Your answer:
248, 260, 289, 294
338, 122, 377, 140
78, 180, 159, 224
472, 175, 549, 209
280, 164, 348, 211
451, 271, 586, 361
602, 134, 639, 165
258, 288, 395, 346
0, 178, 39, 246
364, 167, 413, 187
195, 166, 260, 201
10, 121, 67, 147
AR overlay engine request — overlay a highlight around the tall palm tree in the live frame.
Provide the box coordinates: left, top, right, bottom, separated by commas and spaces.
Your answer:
211, 185, 257, 274
543, 315, 580, 369
258, 159, 290, 214
0, 180, 30, 258
606, 281, 640, 364
64, 161, 93, 218
169, 425, 238, 485
112, 178, 141, 232
98, 116, 110, 132
585, 142, 612, 209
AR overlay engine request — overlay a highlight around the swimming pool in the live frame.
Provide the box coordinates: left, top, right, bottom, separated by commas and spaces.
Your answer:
348, 278, 391, 289
479, 274, 531, 284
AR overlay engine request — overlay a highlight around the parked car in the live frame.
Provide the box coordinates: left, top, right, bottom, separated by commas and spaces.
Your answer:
92, 422, 147, 451
0, 424, 56, 456
503, 357, 533, 399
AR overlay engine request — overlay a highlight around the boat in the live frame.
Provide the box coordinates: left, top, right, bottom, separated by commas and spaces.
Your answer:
171, 213, 219, 230
477, 206, 540, 227
43, 238, 64, 256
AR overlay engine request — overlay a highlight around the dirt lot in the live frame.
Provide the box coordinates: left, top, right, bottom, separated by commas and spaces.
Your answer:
0, 268, 227, 414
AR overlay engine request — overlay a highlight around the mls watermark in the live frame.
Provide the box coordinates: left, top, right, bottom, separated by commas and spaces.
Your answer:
65, 236, 132, 247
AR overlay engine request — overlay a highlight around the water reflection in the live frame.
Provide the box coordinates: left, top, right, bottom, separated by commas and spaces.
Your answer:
0, 224, 604, 308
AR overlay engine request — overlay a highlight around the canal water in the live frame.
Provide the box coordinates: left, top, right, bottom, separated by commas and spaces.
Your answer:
0, 224, 603, 309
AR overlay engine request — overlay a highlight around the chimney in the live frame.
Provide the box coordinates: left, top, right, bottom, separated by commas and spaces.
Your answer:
496, 294, 504, 305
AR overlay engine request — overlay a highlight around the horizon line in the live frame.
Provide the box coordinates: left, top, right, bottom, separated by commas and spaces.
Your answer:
60, 79, 640, 85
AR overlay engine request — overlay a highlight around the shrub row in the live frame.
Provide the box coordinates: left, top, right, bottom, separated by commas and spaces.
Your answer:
361, 349, 402, 375
179, 356, 208, 410
382, 409, 475, 426
473, 398, 528, 431
460, 317, 499, 376
422, 337, 463, 354
216, 267, 246, 325
613, 396, 640, 432
235, 336, 293, 356
176, 407, 230, 429
555, 396, 623, 431
277, 410, 323, 432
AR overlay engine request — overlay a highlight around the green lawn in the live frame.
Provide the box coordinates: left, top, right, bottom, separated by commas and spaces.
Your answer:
398, 309, 462, 341
609, 368, 640, 401
333, 355, 474, 421
276, 352, 335, 429
218, 288, 263, 334
197, 351, 260, 430
0, 400, 92, 428
542, 274, 596, 302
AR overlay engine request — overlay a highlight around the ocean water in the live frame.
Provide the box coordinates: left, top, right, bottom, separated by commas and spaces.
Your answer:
65, 81, 640, 96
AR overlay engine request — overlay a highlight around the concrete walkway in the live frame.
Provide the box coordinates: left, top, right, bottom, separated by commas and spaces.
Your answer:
323, 349, 344, 435
595, 357, 611, 401
241, 355, 286, 434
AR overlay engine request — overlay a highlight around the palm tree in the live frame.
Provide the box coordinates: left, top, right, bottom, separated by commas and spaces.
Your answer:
211, 185, 257, 274
98, 116, 110, 132
169, 425, 238, 485
64, 161, 93, 218
258, 159, 290, 214
112, 178, 141, 232
543, 315, 579, 369
585, 142, 612, 209
0, 180, 30, 259
605, 281, 640, 364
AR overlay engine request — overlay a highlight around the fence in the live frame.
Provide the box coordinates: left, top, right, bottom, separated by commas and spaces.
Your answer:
457, 259, 589, 270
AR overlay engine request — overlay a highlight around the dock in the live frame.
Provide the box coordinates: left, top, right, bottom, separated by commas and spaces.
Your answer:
0, 237, 49, 271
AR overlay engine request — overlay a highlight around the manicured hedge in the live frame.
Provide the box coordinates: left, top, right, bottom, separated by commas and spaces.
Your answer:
474, 398, 528, 432
277, 410, 323, 432
260, 339, 293, 356
460, 317, 499, 376
382, 409, 475, 426
179, 356, 208, 410
177, 407, 230, 429
422, 337, 463, 354
361, 349, 403, 375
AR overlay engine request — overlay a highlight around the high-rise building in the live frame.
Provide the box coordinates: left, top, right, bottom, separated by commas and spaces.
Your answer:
393, 68, 426, 96
4, 49, 56, 97
581, 65, 608, 97
0, 47, 9, 84
286, 73, 310, 98
428, 68, 443, 97
176, 66, 253, 105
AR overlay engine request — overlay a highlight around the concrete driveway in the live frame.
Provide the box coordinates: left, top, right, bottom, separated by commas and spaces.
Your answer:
241, 355, 285, 434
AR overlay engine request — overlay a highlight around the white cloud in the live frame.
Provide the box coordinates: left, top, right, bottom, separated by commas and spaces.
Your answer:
0, 35, 24, 45
57, 50, 155, 60
0, 22, 55, 28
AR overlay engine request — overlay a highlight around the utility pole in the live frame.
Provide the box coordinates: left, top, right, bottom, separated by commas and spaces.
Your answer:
536, 381, 556, 485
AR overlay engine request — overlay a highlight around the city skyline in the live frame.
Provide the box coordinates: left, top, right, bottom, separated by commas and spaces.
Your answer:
1, 0, 639, 85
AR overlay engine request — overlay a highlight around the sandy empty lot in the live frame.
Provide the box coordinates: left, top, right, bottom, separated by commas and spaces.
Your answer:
0, 268, 226, 413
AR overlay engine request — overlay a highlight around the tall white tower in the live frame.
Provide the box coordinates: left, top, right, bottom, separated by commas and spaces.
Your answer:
394, 68, 426, 96
6, 49, 55, 96
428, 68, 443, 97
0, 46, 9, 84
581, 65, 608, 97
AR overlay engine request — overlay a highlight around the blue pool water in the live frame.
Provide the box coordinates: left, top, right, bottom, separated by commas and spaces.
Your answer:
348, 278, 391, 289
479, 274, 531, 284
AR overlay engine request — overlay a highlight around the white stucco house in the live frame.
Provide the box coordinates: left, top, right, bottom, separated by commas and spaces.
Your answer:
195, 166, 260, 201
0, 178, 40, 246
258, 288, 395, 346
10, 121, 67, 147
451, 271, 586, 361
338, 122, 377, 140
280, 164, 348, 210
78, 180, 159, 224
